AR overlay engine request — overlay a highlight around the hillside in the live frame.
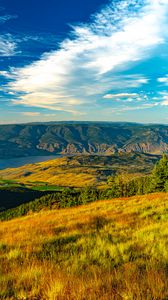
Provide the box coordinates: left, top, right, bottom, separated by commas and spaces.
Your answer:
0, 122, 168, 158
0, 153, 160, 187
0, 193, 168, 299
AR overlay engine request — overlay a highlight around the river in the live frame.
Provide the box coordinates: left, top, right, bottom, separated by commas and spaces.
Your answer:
0, 155, 62, 170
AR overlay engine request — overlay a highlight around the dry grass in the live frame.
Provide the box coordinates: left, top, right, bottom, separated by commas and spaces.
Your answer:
0, 157, 99, 187
0, 192, 168, 299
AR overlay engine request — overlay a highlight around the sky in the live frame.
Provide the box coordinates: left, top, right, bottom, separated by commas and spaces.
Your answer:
0, 0, 168, 124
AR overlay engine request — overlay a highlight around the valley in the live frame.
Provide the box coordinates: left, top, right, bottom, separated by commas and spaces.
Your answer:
0, 127, 167, 299
0, 152, 160, 188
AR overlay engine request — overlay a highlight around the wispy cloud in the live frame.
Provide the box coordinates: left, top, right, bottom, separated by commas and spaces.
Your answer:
161, 99, 168, 105
0, 34, 18, 56
111, 102, 159, 113
2, 0, 168, 113
22, 112, 41, 117
0, 14, 17, 24
157, 75, 168, 84
120, 103, 159, 111
0, 13, 18, 56
103, 93, 138, 99
159, 92, 168, 105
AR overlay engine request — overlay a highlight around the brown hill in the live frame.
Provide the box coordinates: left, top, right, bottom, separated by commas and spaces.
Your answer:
0, 122, 168, 158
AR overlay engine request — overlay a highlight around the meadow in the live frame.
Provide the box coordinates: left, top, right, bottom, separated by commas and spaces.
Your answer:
0, 192, 168, 299
0, 153, 159, 188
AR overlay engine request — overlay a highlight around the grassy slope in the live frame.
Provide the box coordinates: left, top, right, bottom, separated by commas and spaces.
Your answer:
0, 193, 168, 299
0, 154, 159, 188
0, 157, 98, 188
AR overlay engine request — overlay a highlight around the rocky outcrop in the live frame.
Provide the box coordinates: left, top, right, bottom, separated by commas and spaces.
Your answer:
122, 142, 168, 154
0, 122, 168, 158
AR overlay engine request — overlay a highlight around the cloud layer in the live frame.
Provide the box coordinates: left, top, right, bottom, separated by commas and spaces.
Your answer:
2, 0, 168, 115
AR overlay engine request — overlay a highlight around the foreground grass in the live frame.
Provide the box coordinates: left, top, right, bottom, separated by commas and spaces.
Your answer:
0, 193, 168, 299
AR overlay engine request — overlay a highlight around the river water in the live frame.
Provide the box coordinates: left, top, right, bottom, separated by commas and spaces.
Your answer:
0, 155, 62, 170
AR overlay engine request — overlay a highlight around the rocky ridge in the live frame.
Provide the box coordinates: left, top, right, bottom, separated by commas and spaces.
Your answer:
0, 122, 167, 158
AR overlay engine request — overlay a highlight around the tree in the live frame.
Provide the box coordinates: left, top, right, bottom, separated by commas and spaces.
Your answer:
79, 187, 99, 204
152, 154, 168, 191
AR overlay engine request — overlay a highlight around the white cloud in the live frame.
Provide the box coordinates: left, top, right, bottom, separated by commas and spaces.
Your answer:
157, 76, 168, 83
0, 34, 18, 56
103, 93, 138, 99
0, 70, 14, 78
111, 102, 159, 113
155, 91, 168, 105
161, 99, 168, 105
160, 94, 168, 105
2, 0, 168, 112
22, 112, 41, 116
12, 92, 83, 114
121, 103, 159, 111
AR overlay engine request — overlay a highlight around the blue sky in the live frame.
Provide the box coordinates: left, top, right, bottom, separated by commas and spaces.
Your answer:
0, 0, 168, 124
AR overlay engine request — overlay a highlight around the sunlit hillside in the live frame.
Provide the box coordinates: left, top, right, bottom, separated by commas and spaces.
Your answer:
0, 193, 168, 299
0, 157, 97, 188
0, 153, 159, 188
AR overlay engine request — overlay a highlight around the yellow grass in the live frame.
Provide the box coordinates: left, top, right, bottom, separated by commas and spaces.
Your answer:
0, 193, 168, 299
0, 157, 99, 187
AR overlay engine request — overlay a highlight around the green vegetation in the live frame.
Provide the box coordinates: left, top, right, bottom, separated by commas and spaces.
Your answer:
152, 153, 168, 191
106, 154, 168, 195
0, 187, 99, 221
1, 154, 168, 222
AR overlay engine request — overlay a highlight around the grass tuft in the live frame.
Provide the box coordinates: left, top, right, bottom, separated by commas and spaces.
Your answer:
0, 192, 168, 299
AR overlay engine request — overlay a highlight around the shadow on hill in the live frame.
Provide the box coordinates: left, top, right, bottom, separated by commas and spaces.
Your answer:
0, 187, 56, 211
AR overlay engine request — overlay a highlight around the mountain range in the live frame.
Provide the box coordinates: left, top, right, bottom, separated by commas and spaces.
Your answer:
0, 122, 168, 158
